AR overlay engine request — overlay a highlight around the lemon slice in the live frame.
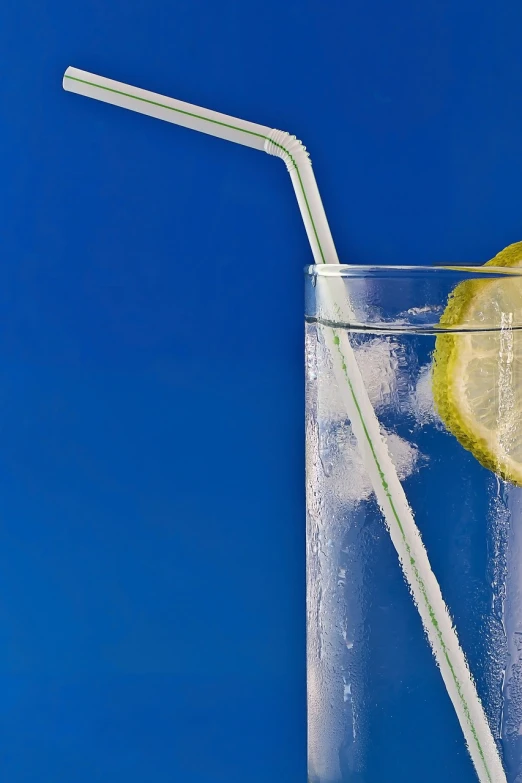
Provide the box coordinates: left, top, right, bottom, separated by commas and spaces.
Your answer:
432, 241, 522, 485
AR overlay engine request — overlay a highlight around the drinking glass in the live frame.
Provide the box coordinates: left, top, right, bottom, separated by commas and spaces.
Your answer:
305, 265, 522, 782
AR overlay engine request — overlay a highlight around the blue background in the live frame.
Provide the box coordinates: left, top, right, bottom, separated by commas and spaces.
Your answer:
2, 1, 522, 781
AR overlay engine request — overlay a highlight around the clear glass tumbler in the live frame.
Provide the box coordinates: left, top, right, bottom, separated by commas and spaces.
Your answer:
305, 265, 522, 783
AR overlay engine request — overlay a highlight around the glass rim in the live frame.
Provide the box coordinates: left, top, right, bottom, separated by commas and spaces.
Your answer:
305, 263, 522, 278
305, 263, 522, 332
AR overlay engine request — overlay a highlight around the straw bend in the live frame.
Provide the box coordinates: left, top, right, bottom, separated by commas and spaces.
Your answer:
264, 128, 311, 171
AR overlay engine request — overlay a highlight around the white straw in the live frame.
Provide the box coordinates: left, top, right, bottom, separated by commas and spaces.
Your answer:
63, 66, 506, 782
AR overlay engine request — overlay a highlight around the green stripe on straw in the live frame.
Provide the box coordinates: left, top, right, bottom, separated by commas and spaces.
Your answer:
64, 74, 268, 140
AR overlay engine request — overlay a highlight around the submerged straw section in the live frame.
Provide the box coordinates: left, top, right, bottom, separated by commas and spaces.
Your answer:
63, 66, 506, 782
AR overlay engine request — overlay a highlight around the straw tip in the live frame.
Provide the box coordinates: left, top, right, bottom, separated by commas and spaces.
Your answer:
62, 66, 75, 90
